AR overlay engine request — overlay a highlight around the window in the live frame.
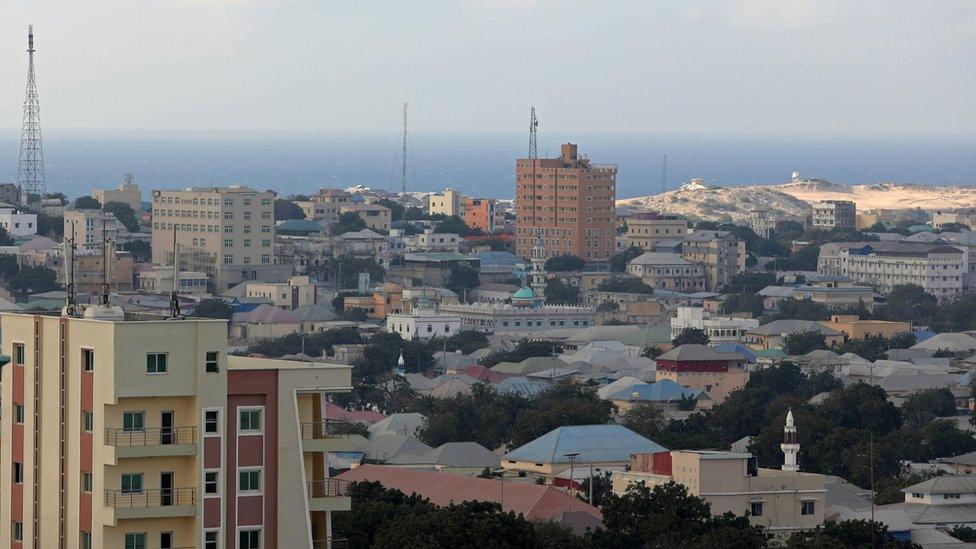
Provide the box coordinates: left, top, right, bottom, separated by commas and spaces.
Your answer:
750, 502, 763, 517
121, 473, 143, 494
239, 409, 262, 432
123, 411, 145, 431
14, 403, 24, 424
205, 351, 219, 373
146, 353, 168, 374
13, 343, 24, 365
239, 529, 261, 549
124, 533, 147, 549
83, 411, 94, 432
801, 501, 815, 515
13, 461, 23, 484
205, 471, 219, 495
243, 239, 251, 248
239, 469, 261, 493
224, 254, 233, 264
82, 348, 94, 371
204, 410, 220, 434
81, 531, 92, 549
82, 472, 92, 493
944, 493, 962, 500
224, 239, 234, 248
204, 532, 219, 549
224, 225, 233, 233
13, 521, 23, 542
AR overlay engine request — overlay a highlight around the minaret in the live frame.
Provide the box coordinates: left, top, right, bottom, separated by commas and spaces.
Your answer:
18, 25, 46, 201
781, 408, 799, 472
530, 257, 547, 296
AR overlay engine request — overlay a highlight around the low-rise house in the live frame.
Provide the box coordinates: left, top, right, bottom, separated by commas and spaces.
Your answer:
655, 344, 749, 405
335, 228, 391, 269
746, 320, 845, 350
230, 304, 301, 340
912, 332, 976, 354
502, 424, 666, 478
245, 275, 317, 310
820, 315, 912, 341
606, 379, 704, 412
386, 442, 501, 475
385, 292, 461, 340
879, 475, 976, 529
670, 306, 759, 345
626, 252, 706, 292
340, 203, 392, 232
369, 412, 428, 438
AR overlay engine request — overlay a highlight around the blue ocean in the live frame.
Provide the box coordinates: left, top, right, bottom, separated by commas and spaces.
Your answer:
0, 133, 974, 200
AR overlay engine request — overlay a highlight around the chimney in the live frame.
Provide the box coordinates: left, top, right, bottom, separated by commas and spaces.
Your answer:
561, 143, 578, 161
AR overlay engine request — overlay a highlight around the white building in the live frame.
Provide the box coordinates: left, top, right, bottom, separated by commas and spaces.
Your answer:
137, 266, 210, 294
386, 292, 461, 340
819, 241, 967, 299
0, 206, 37, 237
670, 306, 759, 345
438, 286, 596, 334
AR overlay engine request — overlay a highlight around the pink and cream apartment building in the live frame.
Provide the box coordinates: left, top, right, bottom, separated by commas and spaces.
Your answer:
0, 310, 354, 549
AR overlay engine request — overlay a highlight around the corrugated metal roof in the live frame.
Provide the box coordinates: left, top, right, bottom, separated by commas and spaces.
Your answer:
607, 379, 702, 402
504, 424, 666, 465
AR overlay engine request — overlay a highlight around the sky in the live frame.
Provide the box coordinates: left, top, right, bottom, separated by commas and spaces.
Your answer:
0, 0, 974, 137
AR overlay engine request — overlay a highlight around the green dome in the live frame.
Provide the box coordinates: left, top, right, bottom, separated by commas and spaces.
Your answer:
513, 286, 535, 299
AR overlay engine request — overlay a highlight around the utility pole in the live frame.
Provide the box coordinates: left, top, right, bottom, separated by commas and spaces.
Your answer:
18, 25, 46, 202
870, 432, 876, 549
400, 103, 408, 194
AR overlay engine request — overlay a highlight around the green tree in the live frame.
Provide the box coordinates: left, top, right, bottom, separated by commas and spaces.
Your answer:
74, 195, 101, 209
274, 199, 306, 220
442, 330, 489, 354
544, 278, 580, 304
770, 298, 830, 321
888, 331, 917, 349
0, 226, 14, 246
103, 201, 140, 232
36, 213, 64, 240
783, 331, 827, 355
937, 222, 970, 232
0, 254, 20, 279
722, 272, 776, 294
445, 264, 480, 300
672, 327, 710, 346
609, 246, 644, 272
190, 298, 233, 319
721, 293, 765, 318
403, 206, 429, 221
879, 284, 938, 324
326, 255, 386, 289
785, 519, 920, 548
621, 402, 664, 440
589, 482, 767, 548
950, 526, 976, 542
544, 254, 585, 272
597, 276, 655, 294
119, 240, 151, 262
332, 211, 368, 235
7, 265, 61, 297
508, 384, 614, 448
417, 384, 527, 449
478, 340, 562, 368
375, 198, 405, 221
244, 328, 362, 357
576, 471, 613, 507
433, 215, 482, 237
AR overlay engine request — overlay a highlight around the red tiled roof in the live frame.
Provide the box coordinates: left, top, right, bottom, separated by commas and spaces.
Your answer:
325, 402, 386, 424
462, 365, 511, 384
337, 464, 602, 527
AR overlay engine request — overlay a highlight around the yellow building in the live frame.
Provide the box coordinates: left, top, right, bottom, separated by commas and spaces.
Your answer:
0, 307, 354, 549
339, 204, 392, 232
820, 315, 912, 341
245, 276, 318, 310
428, 189, 464, 217
93, 177, 143, 213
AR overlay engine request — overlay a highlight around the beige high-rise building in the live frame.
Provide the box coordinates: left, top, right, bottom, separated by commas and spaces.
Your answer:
515, 143, 617, 261
626, 212, 688, 250
0, 308, 354, 549
93, 176, 143, 213
151, 186, 286, 291
682, 230, 746, 291
428, 189, 464, 217
307, 189, 353, 223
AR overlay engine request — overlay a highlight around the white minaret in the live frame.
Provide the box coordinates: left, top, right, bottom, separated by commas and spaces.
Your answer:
781, 408, 799, 472
530, 257, 547, 296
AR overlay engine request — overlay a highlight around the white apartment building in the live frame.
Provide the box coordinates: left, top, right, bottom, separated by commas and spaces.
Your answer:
0, 207, 37, 237
245, 276, 318, 309
151, 186, 286, 291
670, 306, 759, 345
386, 294, 461, 340
932, 208, 976, 230
818, 242, 967, 299
626, 211, 688, 250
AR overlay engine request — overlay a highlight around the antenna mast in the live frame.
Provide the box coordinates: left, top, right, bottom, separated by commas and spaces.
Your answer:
101, 220, 111, 305
528, 107, 543, 262
400, 103, 408, 194
63, 223, 77, 316
18, 25, 46, 202
169, 226, 182, 318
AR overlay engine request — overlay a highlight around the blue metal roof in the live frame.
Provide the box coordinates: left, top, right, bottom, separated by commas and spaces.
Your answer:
606, 379, 702, 402
495, 376, 549, 397
714, 343, 757, 363
504, 424, 666, 464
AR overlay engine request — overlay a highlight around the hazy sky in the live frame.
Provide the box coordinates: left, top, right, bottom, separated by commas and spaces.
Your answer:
1, 0, 974, 136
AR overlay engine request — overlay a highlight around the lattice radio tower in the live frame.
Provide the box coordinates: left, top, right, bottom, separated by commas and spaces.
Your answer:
400, 103, 408, 193
18, 25, 46, 201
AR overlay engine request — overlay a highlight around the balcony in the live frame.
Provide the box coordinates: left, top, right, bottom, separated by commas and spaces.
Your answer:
104, 427, 198, 461
104, 488, 197, 521
300, 420, 366, 453
307, 479, 351, 512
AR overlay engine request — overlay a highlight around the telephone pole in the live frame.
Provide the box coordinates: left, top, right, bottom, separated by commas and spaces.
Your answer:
18, 25, 46, 202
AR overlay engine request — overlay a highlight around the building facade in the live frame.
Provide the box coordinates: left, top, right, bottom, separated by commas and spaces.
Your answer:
626, 212, 688, 250
515, 143, 616, 262
932, 208, 976, 230
151, 186, 280, 291
818, 242, 966, 299
463, 197, 498, 233
428, 189, 464, 218
670, 307, 759, 346
0, 207, 37, 237
245, 276, 318, 310
93, 178, 142, 213
0, 309, 353, 549
308, 189, 352, 224
339, 204, 391, 232
810, 200, 856, 230
626, 252, 706, 292
65, 209, 120, 254
438, 286, 596, 335
681, 230, 746, 292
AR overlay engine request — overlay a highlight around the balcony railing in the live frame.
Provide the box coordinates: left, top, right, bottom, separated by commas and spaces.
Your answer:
312, 539, 349, 549
307, 479, 350, 498
300, 420, 359, 440
104, 488, 196, 508
104, 427, 197, 447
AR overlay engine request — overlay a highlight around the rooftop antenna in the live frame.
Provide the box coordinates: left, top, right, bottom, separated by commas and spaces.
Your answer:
63, 222, 77, 316
168, 225, 183, 318
528, 107, 543, 262
18, 24, 46, 202
400, 103, 408, 194
101, 219, 111, 305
